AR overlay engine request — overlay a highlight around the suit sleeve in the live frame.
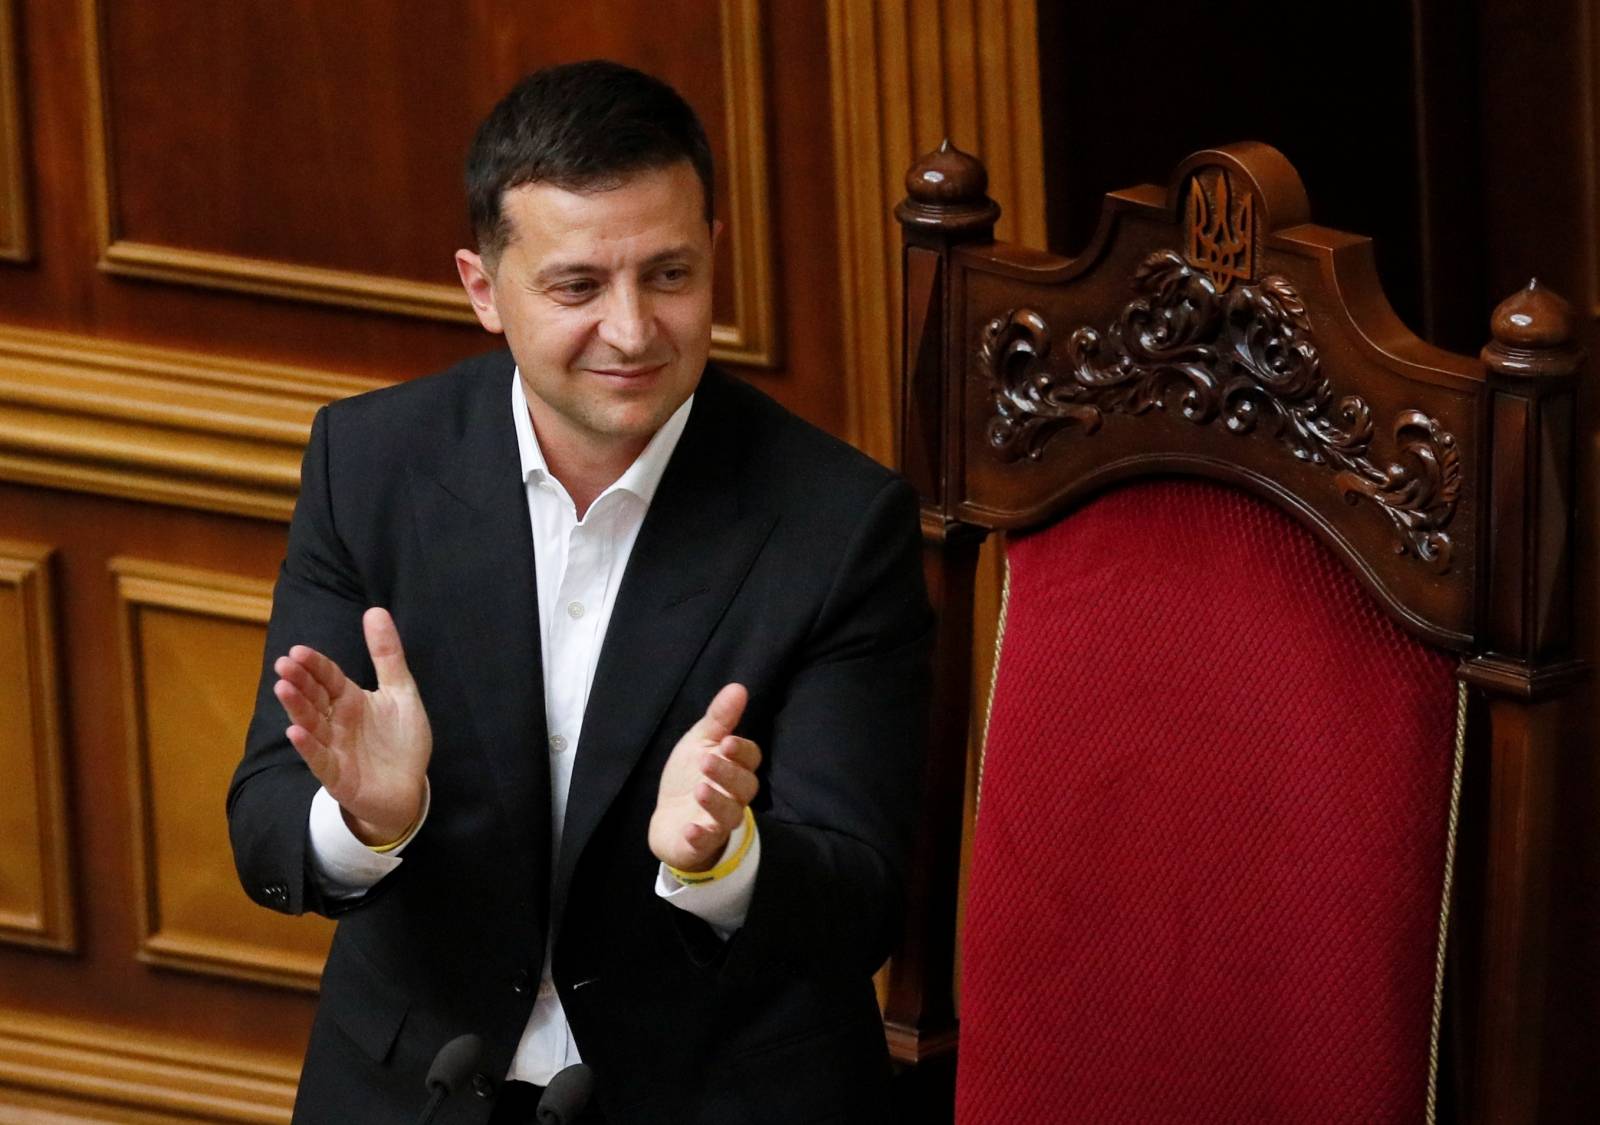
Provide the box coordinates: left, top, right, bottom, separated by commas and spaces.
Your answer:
227, 405, 380, 919
725, 475, 933, 982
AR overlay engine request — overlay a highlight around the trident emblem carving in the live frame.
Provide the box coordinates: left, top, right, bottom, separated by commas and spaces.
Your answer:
1185, 169, 1255, 293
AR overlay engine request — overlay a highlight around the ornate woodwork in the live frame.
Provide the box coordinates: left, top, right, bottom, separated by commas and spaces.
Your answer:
978, 258, 1463, 571
895, 141, 1587, 1124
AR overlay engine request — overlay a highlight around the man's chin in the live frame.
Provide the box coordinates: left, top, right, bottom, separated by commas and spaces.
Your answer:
583, 403, 685, 446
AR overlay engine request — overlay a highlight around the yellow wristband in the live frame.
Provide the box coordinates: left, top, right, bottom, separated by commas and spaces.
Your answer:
366, 817, 419, 854
361, 783, 429, 854
666, 807, 756, 885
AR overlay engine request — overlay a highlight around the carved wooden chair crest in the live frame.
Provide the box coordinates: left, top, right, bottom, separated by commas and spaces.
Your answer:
885, 141, 1583, 1124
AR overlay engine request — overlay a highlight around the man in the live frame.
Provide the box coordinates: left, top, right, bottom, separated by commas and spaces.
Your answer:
227, 60, 931, 1124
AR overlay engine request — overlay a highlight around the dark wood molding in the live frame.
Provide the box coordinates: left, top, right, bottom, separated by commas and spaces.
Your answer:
0, 0, 30, 263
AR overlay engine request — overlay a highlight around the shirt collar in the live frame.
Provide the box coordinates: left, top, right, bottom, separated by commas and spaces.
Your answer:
511, 367, 693, 508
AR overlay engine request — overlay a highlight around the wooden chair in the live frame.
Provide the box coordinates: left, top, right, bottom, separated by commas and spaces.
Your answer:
881, 141, 1585, 1124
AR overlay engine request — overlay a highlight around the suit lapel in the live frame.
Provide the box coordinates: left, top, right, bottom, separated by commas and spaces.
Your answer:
552, 376, 776, 929
409, 362, 551, 896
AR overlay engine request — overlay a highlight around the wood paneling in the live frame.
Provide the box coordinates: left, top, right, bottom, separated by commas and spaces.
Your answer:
5, 0, 844, 432
0, 541, 73, 953
0, 1011, 295, 1124
713, 0, 778, 366
0, 325, 380, 520
0, 484, 316, 1067
112, 559, 332, 993
81, 0, 778, 366
0, 1, 852, 1115
0, 0, 28, 263
827, 0, 1045, 463
0, 2, 855, 1117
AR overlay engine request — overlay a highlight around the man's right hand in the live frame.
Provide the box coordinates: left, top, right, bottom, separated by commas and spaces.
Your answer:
272, 606, 432, 846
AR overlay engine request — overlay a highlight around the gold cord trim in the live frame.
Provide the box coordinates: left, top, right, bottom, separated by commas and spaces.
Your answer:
973, 549, 1011, 820
1425, 680, 1469, 1124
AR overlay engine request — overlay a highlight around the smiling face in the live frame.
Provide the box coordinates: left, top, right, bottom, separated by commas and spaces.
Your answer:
455, 160, 718, 481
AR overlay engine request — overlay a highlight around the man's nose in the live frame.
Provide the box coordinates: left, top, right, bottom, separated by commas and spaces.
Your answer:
595, 285, 655, 357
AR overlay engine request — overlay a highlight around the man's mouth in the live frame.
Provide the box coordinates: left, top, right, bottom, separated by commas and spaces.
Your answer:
588, 362, 667, 379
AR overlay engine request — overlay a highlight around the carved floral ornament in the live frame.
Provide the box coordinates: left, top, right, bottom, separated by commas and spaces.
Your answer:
979, 250, 1462, 572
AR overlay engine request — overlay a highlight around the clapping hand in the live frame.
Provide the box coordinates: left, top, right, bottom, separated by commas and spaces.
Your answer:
272, 607, 432, 845
649, 683, 762, 872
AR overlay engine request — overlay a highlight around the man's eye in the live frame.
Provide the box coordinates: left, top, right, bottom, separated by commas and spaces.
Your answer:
653, 267, 691, 288
551, 280, 598, 301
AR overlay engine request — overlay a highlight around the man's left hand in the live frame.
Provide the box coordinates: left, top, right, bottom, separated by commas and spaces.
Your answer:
649, 683, 761, 872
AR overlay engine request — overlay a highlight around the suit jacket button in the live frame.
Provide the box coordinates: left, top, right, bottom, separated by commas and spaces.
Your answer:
472, 1072, 494, 1099
511, 968, 531, 994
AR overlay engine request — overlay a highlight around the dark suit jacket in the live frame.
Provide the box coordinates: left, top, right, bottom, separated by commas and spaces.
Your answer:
227, 352, 932, 1124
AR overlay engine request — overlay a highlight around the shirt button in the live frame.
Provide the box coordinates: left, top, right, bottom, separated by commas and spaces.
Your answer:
566, 600, 585, 619
472, 1072, 494, 1099
549, 734, 568, 754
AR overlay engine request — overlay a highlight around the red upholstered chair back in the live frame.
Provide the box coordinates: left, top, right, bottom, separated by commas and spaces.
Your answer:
883, 141, 1584, 1125
956, 478, 1459, 1123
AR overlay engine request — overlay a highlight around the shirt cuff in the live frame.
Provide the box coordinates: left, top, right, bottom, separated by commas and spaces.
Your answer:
654, 812, 760, 939
306, 782, 430, 894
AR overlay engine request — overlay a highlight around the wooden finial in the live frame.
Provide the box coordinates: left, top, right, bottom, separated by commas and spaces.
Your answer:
1483, 279, 1582, 380
896, 140, 1000, 234
1490, 279, 1575, 349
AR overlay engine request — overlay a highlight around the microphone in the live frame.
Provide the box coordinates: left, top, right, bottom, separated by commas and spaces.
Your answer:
414, 1032, 483, 1125
536, 1063, 595, 1124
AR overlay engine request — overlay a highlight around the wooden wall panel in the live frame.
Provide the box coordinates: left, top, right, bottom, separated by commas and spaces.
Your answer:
83, 0, 776, 365
0, 0, 882, 1118
112, 560, 332, 992
0, 541, 73, 953
0, 485, 315, 1122
0, 0, 28, 263
4, 0, 843, 437
827, 0, 1044, 463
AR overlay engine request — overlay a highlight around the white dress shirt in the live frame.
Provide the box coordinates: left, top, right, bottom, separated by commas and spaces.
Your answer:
305, 369, 760, 1084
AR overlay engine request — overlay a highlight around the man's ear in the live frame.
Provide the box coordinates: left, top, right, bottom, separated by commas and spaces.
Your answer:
455, 249, 504, 334
709, 218, 724, 254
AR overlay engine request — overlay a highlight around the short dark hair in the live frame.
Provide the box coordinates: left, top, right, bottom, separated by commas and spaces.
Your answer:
466, 60, 715, 265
